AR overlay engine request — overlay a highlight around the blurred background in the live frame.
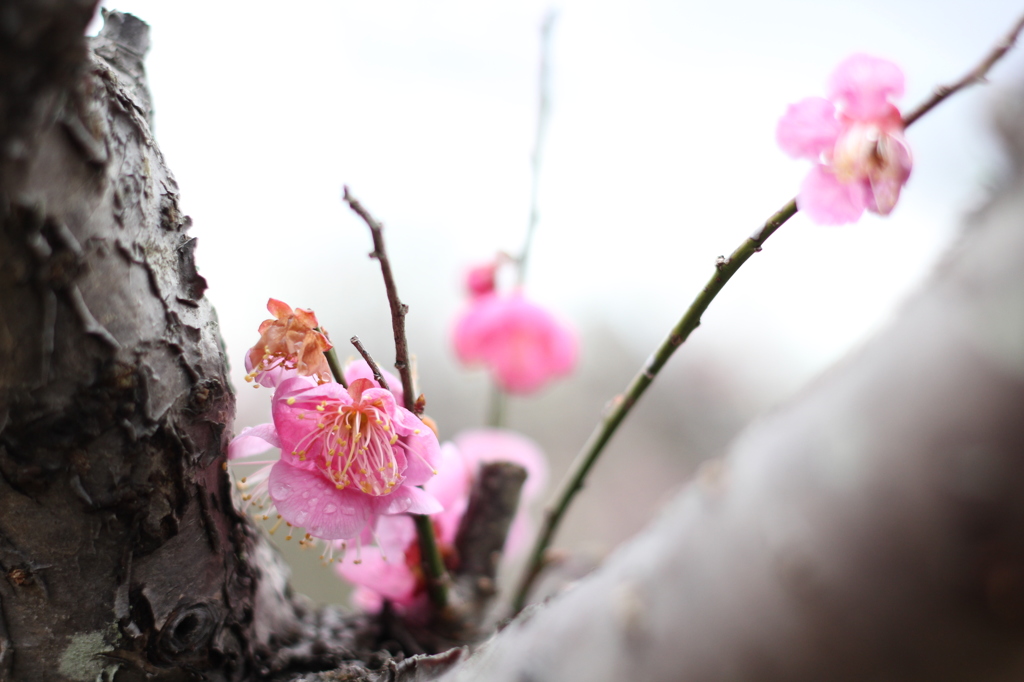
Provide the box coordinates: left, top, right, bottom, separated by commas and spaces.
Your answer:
90, 0, 1024, 604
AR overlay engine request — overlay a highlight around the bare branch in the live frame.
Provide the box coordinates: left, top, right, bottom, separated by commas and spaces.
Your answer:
350, 335, 390, 391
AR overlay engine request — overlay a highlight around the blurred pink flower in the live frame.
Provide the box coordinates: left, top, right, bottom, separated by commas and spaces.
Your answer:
244, 298, 333, 388
337, 429, 547, 616
776, 54, 912, 225
228, 376, 441, 543
465, 261, 499, 298
453, 291, 576, 394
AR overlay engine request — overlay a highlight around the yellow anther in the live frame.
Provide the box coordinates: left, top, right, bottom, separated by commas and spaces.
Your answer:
287, 397, 296, 405
389, 434, 398, 445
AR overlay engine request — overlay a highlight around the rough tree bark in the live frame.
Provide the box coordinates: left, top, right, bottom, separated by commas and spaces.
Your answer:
4, 4, 1024, 682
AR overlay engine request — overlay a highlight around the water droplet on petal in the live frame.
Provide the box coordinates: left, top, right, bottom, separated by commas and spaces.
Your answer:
325, 504, 337, 514
308, 498, 319, 508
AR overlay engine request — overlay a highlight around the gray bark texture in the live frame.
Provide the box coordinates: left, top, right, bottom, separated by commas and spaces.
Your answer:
4, 4, 1024, 682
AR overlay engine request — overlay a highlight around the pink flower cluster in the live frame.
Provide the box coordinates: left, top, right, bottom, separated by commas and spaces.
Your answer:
231, 308, 442, 547
777, 54, 912, 225
337, 428, 547, 616
453, 258, 577, 394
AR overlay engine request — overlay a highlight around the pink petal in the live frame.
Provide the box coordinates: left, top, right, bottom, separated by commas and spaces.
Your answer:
798, 165, 869, 225
453, 429, 548, 500
426, 442, 472, 511
452, 293, 498, 363
354, 385, 401, 420
399, 421, 442, 485
336, 547, 420, 606
776, 97, 841, 159
343, 360, 404, 406
371, 484, 443, 516
268, 461, 374, 539
828, 53, 905, 121
372, 514, 418, 560
228, 423, 280, 459
425, 442, 473, 544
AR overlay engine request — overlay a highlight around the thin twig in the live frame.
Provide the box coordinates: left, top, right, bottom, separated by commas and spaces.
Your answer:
511, 14, 1024, 614
517, 9, 557, 286
343, 185, 448, 610
343, 186, 417, 411
489, 11, 558, 428
902, 11, 1024, 127
350, 336, 390, 390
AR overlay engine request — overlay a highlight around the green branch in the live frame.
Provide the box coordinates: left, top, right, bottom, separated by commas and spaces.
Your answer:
511, 199, 796, 613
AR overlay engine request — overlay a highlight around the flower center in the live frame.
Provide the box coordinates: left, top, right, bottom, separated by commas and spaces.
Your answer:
290, 397, 404, 496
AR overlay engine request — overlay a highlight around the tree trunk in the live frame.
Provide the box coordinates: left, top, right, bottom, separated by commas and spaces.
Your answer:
0, 7, 384, 681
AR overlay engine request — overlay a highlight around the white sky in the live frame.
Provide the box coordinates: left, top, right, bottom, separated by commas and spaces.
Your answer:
85, 0, 1024, 602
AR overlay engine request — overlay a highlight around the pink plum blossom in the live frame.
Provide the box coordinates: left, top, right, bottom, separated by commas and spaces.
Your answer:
337, 429, 547, 616
228, 376, 442, 544
453, 291, 576, 394
244, 299, 333, 388
776, 53, 912, 225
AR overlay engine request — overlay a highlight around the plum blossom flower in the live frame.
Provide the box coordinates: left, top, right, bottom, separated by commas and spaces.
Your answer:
337, 429, 546, 616
453, 260, 576, 394
776, 54, 912, 225
244, 298, 333, 387
229, 376, 442, 545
